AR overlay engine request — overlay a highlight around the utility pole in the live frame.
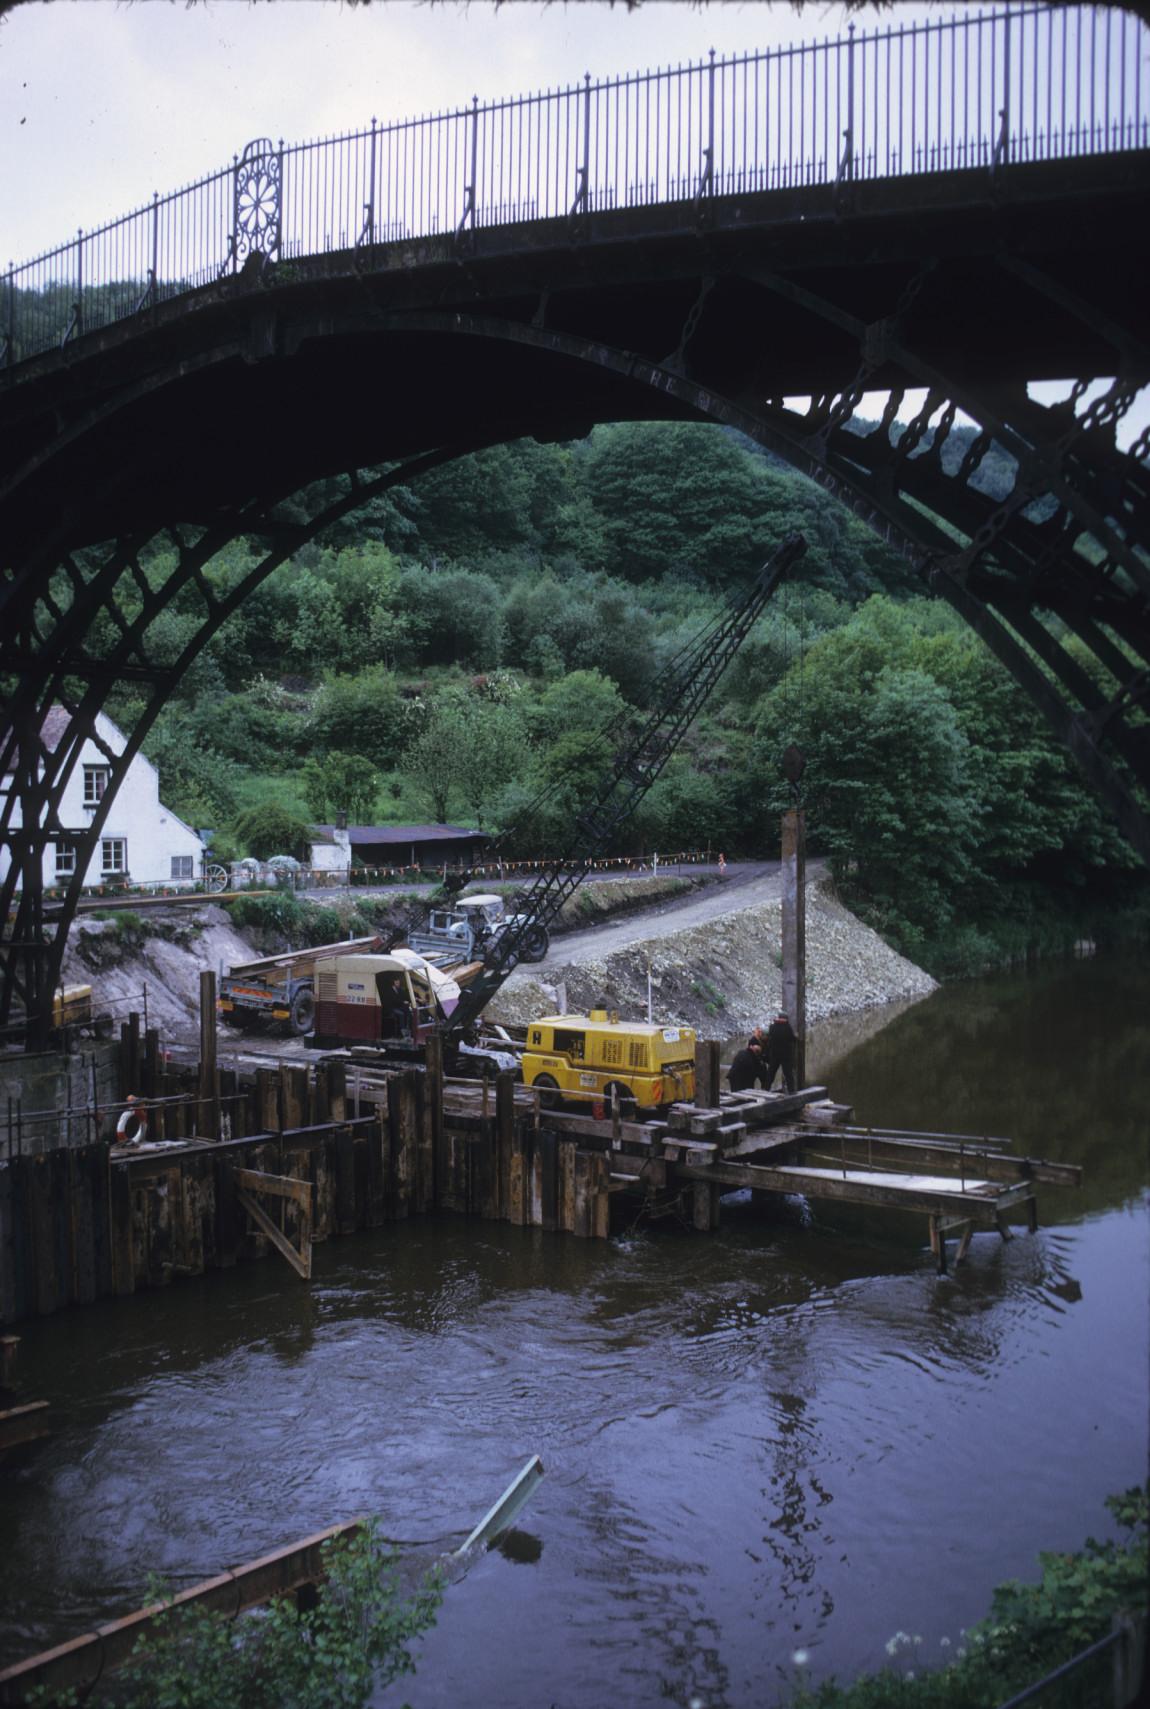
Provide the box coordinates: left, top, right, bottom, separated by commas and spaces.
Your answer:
780, 745, 807, 1089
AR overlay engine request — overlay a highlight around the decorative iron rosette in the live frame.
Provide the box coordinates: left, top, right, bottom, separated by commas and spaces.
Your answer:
233, 138, 282, 265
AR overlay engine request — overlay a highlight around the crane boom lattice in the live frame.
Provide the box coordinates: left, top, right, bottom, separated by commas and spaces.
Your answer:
443, 534, 807, 1038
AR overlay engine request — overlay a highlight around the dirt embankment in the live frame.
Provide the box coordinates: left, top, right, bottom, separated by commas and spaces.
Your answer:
59, 874, 937, 1047
61, 906, 261, 1039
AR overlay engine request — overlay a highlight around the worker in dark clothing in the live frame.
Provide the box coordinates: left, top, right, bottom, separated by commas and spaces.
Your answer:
727, 1038, 765, 1092
763, 1011, 798, 1092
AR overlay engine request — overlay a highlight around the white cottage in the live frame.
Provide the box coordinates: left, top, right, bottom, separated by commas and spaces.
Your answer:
1, 707, 205, 892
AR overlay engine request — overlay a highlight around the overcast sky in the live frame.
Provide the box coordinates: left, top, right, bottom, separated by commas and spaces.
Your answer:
1, 1, 1144, 444
1, 0, 941, 263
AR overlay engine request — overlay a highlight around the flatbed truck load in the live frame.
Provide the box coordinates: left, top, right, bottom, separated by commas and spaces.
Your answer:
219, 934, 382, 1036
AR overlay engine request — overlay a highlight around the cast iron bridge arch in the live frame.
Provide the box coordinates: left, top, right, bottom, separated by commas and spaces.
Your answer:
2, 3, 1149, 1045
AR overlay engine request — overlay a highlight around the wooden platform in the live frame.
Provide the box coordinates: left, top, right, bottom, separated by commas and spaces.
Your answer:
1, 1045, 1084, 1328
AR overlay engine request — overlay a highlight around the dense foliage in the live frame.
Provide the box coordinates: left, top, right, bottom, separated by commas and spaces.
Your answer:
33, 1521, 444, 1709
92, 418, 1144, 976
793, 1486, 1148, 1709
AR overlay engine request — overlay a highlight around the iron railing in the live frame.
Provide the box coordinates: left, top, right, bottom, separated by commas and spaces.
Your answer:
2, 4, 1147, 369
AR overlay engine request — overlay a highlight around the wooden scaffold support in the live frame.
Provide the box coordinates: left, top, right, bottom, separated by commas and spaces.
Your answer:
234, 1167, 313, 1281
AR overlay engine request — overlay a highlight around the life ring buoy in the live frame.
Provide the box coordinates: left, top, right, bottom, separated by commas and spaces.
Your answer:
116, 1103, 148, 1144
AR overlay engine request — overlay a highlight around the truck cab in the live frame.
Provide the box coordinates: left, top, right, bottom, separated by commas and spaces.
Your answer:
310, 948, 463, 1050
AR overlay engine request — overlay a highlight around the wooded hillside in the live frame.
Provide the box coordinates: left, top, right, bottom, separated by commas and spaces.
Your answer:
88, 419, 1144, 975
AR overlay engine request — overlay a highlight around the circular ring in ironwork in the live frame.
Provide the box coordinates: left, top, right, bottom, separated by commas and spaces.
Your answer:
234, 138, 281, 262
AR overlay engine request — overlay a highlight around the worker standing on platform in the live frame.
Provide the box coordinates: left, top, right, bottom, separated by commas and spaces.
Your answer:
727, 1037, 765, 1092
763, 1011, 798, 1093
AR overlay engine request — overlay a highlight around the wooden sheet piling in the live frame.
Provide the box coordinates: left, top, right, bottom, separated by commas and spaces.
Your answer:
695, 1039, 722, 1110
198, 972, 218, 1137
781, 806, 807, 1090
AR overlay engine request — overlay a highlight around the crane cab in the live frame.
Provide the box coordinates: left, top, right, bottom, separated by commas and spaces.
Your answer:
311, 949, 462, 1049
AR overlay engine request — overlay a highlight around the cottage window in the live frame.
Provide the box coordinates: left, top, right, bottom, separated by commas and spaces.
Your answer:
101, 837, 127, 875
83, 765, 111, 805
170, 855, 194, 880
55, 839, 77, 877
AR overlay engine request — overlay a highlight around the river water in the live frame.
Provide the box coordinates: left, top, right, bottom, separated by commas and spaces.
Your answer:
1, 952, 1146, 1706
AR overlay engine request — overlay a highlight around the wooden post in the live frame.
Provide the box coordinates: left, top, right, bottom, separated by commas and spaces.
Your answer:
364, 1109, 388, 1226
572, 1150, 592, 1237
142, 1029, 159, 1099
0, 1335, 19, 1390
780, 807, 807, 1090
258, 1069, 280, 1134
197, 973, 218, 1137
327, 1060, 347, 1124
312, 1064, 331, 1126
506, 1110, 526, 1228
127, 1011, 141, 1093
692, 1181, 720, 1231
281, 1066, 308, 1132
414, 1072, 435, 1216
390, 1072, 417, 1219
559, 1140, 577, 1233
695, 1038, 721, 1109
108, 1160, 135, 1296
528, 1130, 544, 1227
425, 1033, 445, 1209
214, 1150, 238, 1268
591, 1152, 611, 1238
496, 1072, 515, 1221
333, 1128, 357, 1234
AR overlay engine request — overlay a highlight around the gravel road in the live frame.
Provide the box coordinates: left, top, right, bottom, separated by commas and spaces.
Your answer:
536, 863, 788, 968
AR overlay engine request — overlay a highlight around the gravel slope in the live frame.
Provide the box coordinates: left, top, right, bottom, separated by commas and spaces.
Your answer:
487, 873, 937, 1038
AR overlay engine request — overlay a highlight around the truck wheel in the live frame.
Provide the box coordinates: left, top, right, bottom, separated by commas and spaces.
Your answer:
289, 988, 316, 1036
532, 1073, 561, 1111
521, 924, 550, 963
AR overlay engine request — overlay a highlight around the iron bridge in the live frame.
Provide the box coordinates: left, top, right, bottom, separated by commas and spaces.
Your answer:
2, 3, 1149, 1045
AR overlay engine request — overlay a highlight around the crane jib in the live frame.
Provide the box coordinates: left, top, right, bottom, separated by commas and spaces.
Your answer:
439, 534, 807, 1041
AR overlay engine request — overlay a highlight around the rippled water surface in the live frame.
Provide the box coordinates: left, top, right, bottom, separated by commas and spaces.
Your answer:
1, 952, 1146, 1707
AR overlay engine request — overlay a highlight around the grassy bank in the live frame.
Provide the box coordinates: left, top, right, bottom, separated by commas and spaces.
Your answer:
792, 1487, 1147, 1709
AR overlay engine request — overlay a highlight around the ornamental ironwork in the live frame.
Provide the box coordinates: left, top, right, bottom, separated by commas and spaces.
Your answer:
233, 138, 282, 266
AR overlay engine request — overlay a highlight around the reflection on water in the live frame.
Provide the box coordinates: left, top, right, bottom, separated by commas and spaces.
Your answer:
0, 955, 1146, 1708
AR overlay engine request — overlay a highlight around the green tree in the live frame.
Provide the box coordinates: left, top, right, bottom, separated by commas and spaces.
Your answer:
755, 600, 982, 949
301, 752, 379, 824
310, 666, 410, 765
455, 699, 528, 830
103, 1520, 443, 1709
529, 669, 627, 744
143, 707, 242, 827
401, 698, 467, 823
231, 804, 313, 861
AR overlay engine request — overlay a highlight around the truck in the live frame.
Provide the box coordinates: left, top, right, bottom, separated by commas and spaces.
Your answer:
218, 934, 382, 1036
407, 893, 549, 966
